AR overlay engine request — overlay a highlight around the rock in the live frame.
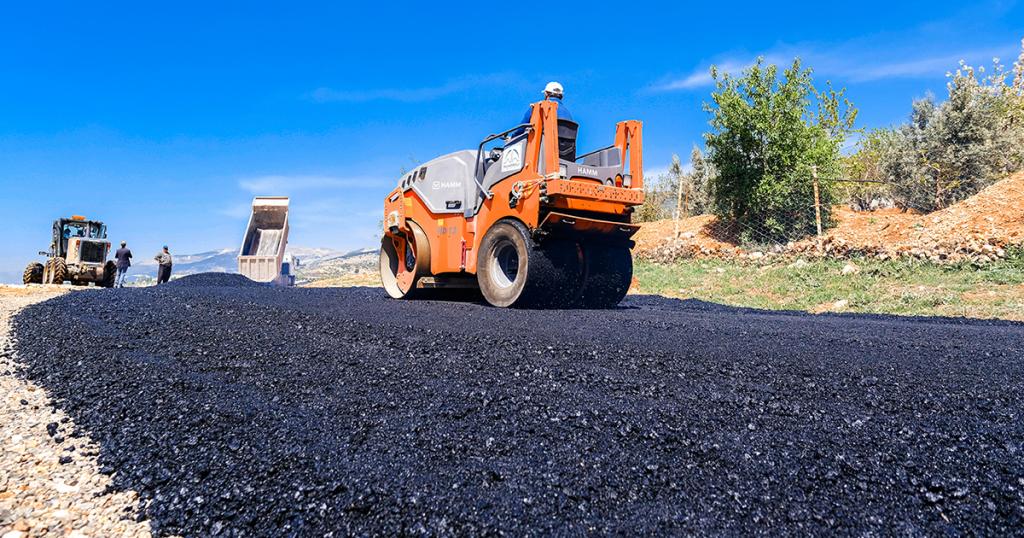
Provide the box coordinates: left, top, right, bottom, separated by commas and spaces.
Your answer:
53, 481, 80, 494
749, 251, 765, 260
832, 299, 850, 311
841, 263, 859, 276
788, 260, 810, 269
2, 531, 27, 538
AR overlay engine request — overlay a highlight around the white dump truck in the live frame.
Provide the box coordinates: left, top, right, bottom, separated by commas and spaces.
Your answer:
237, 196, 295, 286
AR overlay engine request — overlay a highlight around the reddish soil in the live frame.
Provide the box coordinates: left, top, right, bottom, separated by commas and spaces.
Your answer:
635, 171, 1024, 263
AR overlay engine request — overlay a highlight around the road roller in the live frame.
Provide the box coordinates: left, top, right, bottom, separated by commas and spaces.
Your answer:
380, 99, 644, 308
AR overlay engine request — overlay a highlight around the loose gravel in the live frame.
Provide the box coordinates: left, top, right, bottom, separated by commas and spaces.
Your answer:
0, 288, 150, 538
164, 273, 262, 289
10, 283, 1024, 536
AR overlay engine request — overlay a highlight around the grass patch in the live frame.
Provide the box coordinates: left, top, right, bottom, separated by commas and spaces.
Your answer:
634, 252, 1024, 321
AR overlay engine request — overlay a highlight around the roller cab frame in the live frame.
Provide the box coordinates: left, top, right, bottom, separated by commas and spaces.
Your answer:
381, 100, 644, 308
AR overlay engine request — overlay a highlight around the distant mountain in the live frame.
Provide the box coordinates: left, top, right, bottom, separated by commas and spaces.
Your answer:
128, 246, 374, 283
135, 248, 238, 276
0, 269, 19, 285
295, 247, 378, 282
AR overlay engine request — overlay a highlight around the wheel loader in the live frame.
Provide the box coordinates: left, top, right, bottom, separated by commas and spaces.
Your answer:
23, 216, 117, 288
380, 99, 644, 308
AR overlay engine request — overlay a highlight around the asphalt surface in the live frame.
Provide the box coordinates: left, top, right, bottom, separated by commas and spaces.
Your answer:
11, 275, 1024, 536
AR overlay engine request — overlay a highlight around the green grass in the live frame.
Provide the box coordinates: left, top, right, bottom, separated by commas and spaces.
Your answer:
633, 248, 1024, 320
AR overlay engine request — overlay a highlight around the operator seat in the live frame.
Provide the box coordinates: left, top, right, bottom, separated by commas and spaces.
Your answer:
558, 119, 578, 162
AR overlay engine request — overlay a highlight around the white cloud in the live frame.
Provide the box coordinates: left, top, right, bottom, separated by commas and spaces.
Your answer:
643, 161, 693, 180
309, 73, 519, 103
842, 47, 1010, 82
237, 175, 389, 194
218, 202, 252, 219
649, 7, 1020, 93
651, 59, 776, 91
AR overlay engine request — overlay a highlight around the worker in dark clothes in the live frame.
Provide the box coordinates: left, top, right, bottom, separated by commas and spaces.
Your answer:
154, 245, 173, 284
511, 81, 572, 137
114, 241, 132, 288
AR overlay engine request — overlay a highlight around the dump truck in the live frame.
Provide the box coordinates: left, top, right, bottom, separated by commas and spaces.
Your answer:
24, 216, 117, 287
237, 196, 295, 286
380, 99, 644, 308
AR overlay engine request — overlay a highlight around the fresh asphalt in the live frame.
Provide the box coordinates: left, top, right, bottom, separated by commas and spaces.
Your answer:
11, 274, 1024, 536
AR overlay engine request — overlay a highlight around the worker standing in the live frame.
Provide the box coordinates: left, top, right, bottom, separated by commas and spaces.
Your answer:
154, 246, 173, 285
114, 241, 132, 288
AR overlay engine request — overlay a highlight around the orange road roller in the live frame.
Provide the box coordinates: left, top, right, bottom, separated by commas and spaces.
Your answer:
380, 100, 645, 308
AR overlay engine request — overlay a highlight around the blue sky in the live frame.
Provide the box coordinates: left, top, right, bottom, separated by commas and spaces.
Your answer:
2, 1, 1022, 282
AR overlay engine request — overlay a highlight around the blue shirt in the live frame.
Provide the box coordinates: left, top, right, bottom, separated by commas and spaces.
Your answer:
513, 97, 572, 137
520, 96, 573, 125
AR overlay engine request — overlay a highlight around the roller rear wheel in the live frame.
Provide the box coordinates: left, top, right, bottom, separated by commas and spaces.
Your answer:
379, 221, 431, 299
579, 244, 632, 309
477, 220, 583, 308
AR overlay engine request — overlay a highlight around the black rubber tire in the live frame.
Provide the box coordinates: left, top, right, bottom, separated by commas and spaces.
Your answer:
579, 244, 633, 309
23, 263, 43, 285
477, 220, 583, 308
46, 258, 67, 285
101, 261, 117, 288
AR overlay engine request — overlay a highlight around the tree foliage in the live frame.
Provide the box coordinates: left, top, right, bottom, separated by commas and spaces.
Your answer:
704, 58, 857, 242
851, 43, 1024, 212
635, 149, 717, 223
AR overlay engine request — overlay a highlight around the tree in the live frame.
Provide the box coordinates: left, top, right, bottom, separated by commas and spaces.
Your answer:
1015, 38, 1024, 93
674, 146, 713, 218
841, 129, 898, 210
873, 52, 1024, 212
635, 163, 677, 222
704, 58, 857, 242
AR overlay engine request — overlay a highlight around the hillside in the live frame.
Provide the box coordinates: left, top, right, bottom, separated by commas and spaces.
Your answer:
636, 170, 1024, 264
128, 246, 376, 284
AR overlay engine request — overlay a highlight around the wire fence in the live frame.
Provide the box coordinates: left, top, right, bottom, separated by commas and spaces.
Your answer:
637, 169, 1024, 264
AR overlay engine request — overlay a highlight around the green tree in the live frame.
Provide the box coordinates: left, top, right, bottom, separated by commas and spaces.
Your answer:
676, 146, 714, 217
704, 58, 857, 242
841, 129, 897, 210
873, 52, 1024, 212
635, 161, 677, 222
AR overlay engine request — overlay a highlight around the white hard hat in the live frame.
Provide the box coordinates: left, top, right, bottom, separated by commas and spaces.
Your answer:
543, 81, 564, 97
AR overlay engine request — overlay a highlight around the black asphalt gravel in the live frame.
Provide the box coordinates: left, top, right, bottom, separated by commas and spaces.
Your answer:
11, 277, 1024, 536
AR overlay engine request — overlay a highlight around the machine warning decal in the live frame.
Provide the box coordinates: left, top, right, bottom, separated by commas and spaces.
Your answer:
501, 141, 524, 173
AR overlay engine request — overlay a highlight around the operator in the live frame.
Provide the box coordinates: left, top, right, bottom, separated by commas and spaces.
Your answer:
511, 82, 572, 137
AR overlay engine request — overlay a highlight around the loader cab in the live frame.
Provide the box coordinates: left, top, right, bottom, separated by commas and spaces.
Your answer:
53, 217, 106, 258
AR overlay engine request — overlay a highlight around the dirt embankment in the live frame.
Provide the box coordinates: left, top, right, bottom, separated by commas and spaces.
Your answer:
636, 171, 1024, 263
